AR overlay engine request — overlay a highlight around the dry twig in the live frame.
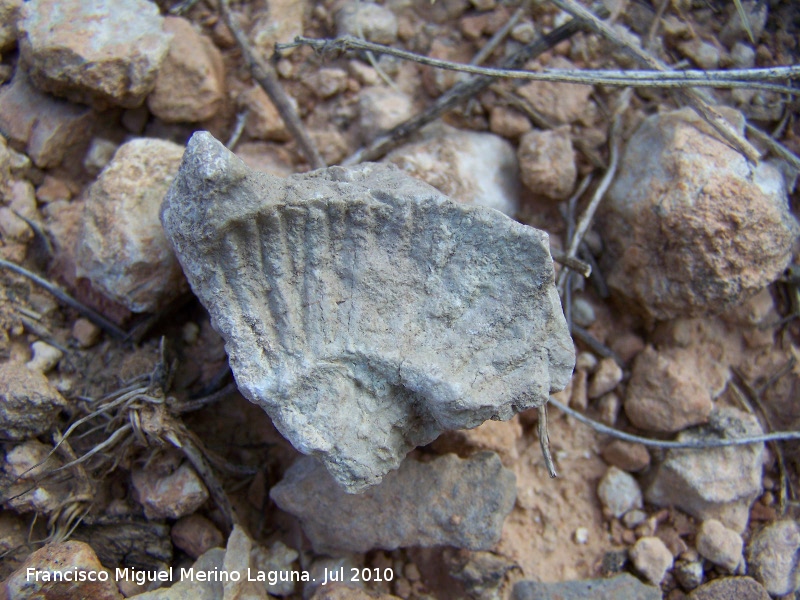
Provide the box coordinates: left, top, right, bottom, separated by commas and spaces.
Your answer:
280, 36, 799, 93
218, 0, 325, 169
549, 397, 800, 448
548, 0, 763, 163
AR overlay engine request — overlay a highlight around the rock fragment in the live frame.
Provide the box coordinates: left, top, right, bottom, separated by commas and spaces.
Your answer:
237, 86, 291, 142
161, 132, 573, 492
645, 407, 763, 532
1, 440, 72, 514
630, 536, 673, 585
601, 440, 650, 472
2, 541, 122, 600
18, 0, 170, 109
587, 357, 623, 399
131, 548, 225, 600
270, 452, 516, 554
599, 107, 798, 321
385, 124, 520, 216
512, 573, 661, 600
336, 1, 399, 44
358, 86, 414, 142
624, 345, 714, 432
0, 71, 95, 168
0, 0, 22, 52
596, 465, 643, 518
26, 340, 63, 373
747, 520, 800, 596
695, 518, 743, 572
0, 361, 67, 440
131, 461, 209, 520
688, 576, 769, 600
516, 57, 592, 125
76, 138, 187, 313
171, 514, 223, 559
517, 127, 577, 201
147, 16, 225, 123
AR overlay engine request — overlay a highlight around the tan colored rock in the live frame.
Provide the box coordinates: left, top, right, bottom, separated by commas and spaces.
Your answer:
630, 536, 673, 585
0, 206, 33, 242
1, 440, 72, 514
517, 127, 577, 201
19, 0, 170, 109
599, 107, 798, 321
625, 346, 713, 433
431, 417, 523, 466
72, 317, 101, 348
171, 514, 224, 559
0, 71, 95, 168
696, 518, 743, 572
516, 57, 593, 125
238, 85, 291, 142
336, 1, 398, 45
489, 105, 532, 140
0, 0, 22, 52
250, 0, 306, 57
601, 440, 650, 472
587, 357, 623, 399
2, 541, 122, 600
0, 362, 67, 440
25, 340, 63, 373
147, 16, 225, 123
385, 124, 520, 216
131, 461, 209, 520
358, 86, 414, 142
76, 138, 187, 313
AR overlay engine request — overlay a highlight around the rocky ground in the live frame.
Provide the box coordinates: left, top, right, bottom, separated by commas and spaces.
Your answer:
0, 0, 799, 599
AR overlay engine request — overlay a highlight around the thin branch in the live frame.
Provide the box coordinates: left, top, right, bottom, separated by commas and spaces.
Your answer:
338, 7, 601, 164
219, 0, 326, 170
549, 397, 800, 448
538, 404, 557, 477
279, 36, 799, 93
0, 258, 127, 340
548, 0, 762, 163
551, 250, 592, 278
558, 102, 624, 295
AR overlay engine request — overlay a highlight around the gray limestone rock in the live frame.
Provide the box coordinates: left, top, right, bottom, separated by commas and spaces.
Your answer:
645, 407, 763, 532
512, 573, 661, 600
161, 131, 574, 492
270, 452, 516, 554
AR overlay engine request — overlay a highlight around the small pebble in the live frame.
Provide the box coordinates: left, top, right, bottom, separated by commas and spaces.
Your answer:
182, 322, 200, 345
574, 526, 589, 544
623, 509, 648, 529
597, 392, 621, 425
72, 318, 101, 348
673, 559, 704, 590
572, 297, 596, 327
696, 518, 743, 572
26, 341, 63, 373
630, 536, 673, 585
602, 440, 650, 472
588, 357, 623, 399
575, 351, 598, 372
83, 138, 119, 175
597, 465, 643, 518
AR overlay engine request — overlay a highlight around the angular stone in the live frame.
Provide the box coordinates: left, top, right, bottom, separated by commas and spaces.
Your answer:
630, 536, 673, 585
385, 124, 521, 216
358, 86, 414, 142
512, 573, 661, 600
695, 518, 743, 572
2, 541, 122, 600
516, 57, 592, 125
161, 131, 574, 492
270, 452, 516, 554
645, 407, 763, 532
747, 520, 800, 596
19, 0, 170, 109
171, 514, 223, 559
601, 440, 650, 472
129, 548, 225, 600
336, 1, 398, 45
76, 138, 187, 313
238, 85, 291, 142
587, 357, 623, 399
625, 345, 714, 433
599, 107, 798, 321
517, 127, 577, 202
688, 576, 769, 600
0, 71, 95, 168
147, 16, 225, 123
131, 461, 209, 520
0, 361, 67, 440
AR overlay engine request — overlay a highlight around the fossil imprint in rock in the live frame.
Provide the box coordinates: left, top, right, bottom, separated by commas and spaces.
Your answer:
161, 132, 575, 492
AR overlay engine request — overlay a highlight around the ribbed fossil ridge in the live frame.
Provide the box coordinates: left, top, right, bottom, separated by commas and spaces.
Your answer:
161, 132, 574, 492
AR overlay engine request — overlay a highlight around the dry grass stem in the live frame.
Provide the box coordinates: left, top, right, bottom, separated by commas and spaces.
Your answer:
280, 36, 799, 93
